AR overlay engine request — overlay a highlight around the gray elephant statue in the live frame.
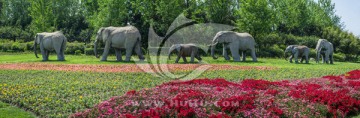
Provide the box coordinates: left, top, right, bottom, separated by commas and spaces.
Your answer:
284, 45, 310, 64
34, 31, 67, 61
94, 26, 145, 61
315, 39, 334, 64
168, 44, 202, 63
210, 31, 257, 62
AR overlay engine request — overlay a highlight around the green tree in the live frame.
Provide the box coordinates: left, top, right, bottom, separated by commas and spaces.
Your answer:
28, 0, 53, 33
237, 0, 274, 48
1, 0, 31, 28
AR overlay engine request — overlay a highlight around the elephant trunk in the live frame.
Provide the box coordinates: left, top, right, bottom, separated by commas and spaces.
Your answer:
94, 40, 100, 58
211, 44, 218, 59
316, 49, 321, 63
34, 39, 39, 58
168, 47, 175, 60
315, 42, 322, 63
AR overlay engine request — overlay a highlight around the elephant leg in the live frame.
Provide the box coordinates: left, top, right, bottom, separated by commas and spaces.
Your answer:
242, 51, 246, 62
182, 56, 188, 63
55, 49, 65, 61
43, 50, 50, 61
250, 48, 257, 62
40, 44, 47, 61
54, 42, 64, 61
56, 52, 64, 61
300, 56, 304, 63
305, 55, 309, 64
321, 54, 325, 63
230, 48, 240, 62
330, 54, 334, 64
61, 41, 66, 61
325, 53, 330, 64
175, 55, 181, 63
125, 48, 134, 62
190, 51, 196, 63
101, 42, 111, 61
58, 49, 65, 61
223, 46, 230, 60
134, 42, 145, 61
294, 53, 299, 64
289, 55, 293, 63
115, 49, 123, 61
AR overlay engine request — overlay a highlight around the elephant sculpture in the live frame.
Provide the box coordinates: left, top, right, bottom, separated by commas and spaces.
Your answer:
94, 26, 145, 61
210, 31, 257, 62
33, 31, 67, 61
284, 45, 310, 64
168, 44, 202, 63
315, 39, 334, 64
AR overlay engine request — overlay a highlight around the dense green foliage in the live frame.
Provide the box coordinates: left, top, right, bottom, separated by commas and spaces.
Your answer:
0, 0, 359, 60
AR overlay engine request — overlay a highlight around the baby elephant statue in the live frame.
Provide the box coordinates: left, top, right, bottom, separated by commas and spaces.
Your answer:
284, 45, 310, 64
34, 31, 67, 61
168, 44, 202, 63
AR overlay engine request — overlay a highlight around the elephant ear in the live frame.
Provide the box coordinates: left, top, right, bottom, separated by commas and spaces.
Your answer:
101, 28, 111, 40
175, 44, 182, 52
217, 32, 234, 43
285, 45, 294, 52
292, 47, 298, 54
35, 34, 44, 44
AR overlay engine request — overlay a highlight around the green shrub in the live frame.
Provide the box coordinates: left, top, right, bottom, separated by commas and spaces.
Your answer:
0, 27, 33, 42
309, 49, 317, 59
75, 50, 83, 55
26, 42, 34, 50
85, 48, 106, 56
297, 36, 318, 48
2, 43, 12, 52
11, 42, 20, 52
269, 45, 284, 58
85, 48, 94, 55
333, 53, 345, 62
257, 45, 284, 58
65, 42, 84, 54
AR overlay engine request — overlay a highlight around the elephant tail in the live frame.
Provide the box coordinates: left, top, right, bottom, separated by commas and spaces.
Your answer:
134, 34, 145, 60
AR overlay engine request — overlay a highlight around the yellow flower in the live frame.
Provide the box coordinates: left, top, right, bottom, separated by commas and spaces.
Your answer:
345, 73, 350, 77
79, 96, 83, 99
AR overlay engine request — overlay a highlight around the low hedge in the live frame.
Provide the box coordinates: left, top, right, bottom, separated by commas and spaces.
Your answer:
0, 41, 355, 61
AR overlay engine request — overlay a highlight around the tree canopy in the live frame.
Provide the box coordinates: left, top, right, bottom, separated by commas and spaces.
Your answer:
0, 0, 359, 60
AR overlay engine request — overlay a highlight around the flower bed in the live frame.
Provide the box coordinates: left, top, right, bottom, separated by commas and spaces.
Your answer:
71, 70, 360, 117
0, 63, 273, 73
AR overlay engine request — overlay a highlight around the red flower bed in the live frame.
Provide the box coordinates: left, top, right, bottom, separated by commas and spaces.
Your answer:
70, 70, 360, 118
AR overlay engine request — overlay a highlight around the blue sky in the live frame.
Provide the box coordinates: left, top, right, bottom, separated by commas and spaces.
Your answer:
332, 0, 360, 36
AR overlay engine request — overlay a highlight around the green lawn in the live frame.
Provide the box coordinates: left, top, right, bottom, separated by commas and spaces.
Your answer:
0, 52, 359, 117
0, 101, 36, 118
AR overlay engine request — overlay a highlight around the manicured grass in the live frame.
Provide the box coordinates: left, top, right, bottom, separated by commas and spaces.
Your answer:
0, 101, 36, 118
0, 52, 359, 117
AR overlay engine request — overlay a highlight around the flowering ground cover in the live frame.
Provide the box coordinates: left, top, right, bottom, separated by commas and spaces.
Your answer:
0, 55, 359, 117
0, 63, 273, 73
71, 70, 360, 117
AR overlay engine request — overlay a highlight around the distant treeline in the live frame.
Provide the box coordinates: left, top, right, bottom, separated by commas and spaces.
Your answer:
0, 0, 359, 61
